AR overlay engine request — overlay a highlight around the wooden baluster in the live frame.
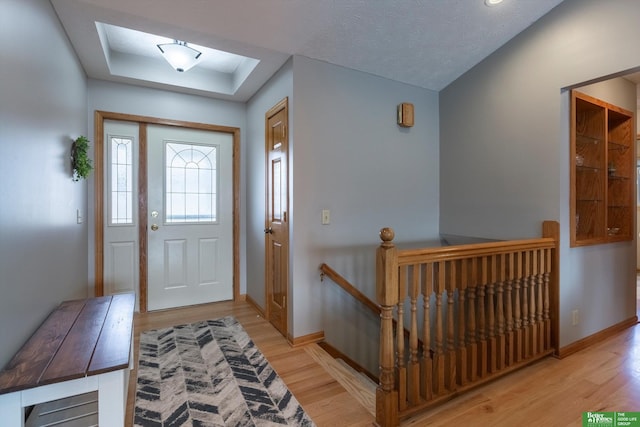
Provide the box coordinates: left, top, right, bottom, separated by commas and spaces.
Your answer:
522, 252, 531, 359
529, 250, 538, 357
477, 257, 488, 378
543, 220, 559, 353
397, 266, 407, 411
536, 249, 545, 353
467, 258, 478, 382
433, 262, 445, 395
505, 253, 514, 366
487, 255, 497, 374
536, 252, 543, 352
514, 252, 523, 363
522, 251, 532, 360
457, 259, 468, 386
421, 263, 433, 401
408, 265, 420, 405
543, 248, 551, 351
376, 228, 398, 427
495, 254, 506, 371
445, 261, 457, 391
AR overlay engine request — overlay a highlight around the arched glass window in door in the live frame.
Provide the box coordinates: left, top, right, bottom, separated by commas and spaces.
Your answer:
165, 141, 218, 223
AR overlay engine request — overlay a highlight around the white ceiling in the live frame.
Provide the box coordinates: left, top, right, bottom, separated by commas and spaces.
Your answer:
50, 0, 570, 102
102, 24, 253, 75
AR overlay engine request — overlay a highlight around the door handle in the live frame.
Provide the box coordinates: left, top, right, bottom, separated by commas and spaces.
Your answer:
151, 224, 159, 231
264, 227, 273, 234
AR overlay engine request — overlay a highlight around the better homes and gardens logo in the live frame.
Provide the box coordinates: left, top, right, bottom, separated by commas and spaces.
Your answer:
583, 412, 640, 427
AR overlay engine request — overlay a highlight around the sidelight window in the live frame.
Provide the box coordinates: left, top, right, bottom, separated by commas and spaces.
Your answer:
109, 136, 134, 225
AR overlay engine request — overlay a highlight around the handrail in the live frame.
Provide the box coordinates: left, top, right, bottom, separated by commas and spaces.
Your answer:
319, 263, 380, 316
396, 237, 556, 265
319, 263, 417, 350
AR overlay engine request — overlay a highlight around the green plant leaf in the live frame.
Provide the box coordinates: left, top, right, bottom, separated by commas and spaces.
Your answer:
71, 135, 93, 181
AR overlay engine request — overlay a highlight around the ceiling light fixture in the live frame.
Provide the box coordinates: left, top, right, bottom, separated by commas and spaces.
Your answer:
157, 40, 202, 72
484, 0, 503, 6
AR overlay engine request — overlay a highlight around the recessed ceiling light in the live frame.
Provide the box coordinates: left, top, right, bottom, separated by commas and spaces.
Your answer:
485, 0, 503, 6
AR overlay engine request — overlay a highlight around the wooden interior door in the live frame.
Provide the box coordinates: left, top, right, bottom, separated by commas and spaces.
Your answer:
265, 98, 289, 337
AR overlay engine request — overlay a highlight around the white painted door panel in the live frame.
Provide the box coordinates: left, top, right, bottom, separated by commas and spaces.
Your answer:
147, 125, 233, 310
103, 120, 139, 308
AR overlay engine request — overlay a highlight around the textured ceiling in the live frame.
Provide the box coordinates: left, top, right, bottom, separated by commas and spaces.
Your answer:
51, 0, 567, 101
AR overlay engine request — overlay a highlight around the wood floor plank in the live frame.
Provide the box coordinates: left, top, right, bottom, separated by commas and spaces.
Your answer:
304, 344, 376, 416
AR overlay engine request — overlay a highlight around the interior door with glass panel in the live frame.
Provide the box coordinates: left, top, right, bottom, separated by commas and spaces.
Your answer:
147, 124, 233, 311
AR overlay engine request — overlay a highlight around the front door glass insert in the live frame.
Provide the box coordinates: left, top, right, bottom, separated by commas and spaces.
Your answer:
165, 141, 218, 223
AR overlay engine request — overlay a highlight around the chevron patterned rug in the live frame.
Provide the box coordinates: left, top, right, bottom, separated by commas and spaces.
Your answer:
134, 316, 315, 426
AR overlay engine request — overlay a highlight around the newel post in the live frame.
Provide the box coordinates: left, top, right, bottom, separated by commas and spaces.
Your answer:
376, 227, 399, 427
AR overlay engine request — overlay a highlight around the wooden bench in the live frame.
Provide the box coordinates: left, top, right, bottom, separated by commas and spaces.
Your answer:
0, 293, 135, 426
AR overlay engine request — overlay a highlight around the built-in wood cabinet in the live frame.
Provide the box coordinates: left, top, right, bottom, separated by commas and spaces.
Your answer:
571, 90, 634, 247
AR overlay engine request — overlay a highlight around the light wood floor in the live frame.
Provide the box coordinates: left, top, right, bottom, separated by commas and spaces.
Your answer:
125, 300, 376, 427
405, 323, 640, 426
126, 299, 640, 427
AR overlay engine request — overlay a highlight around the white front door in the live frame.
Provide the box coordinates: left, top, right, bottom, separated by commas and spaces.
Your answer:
146, 125, 233, 310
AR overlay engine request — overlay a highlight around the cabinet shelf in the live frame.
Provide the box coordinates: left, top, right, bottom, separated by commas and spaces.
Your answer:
608, 141, 629, 151
607, 174, 629, 180
576, 134, 602, 145
570, 90, 634, 247
576, 166, 601, 172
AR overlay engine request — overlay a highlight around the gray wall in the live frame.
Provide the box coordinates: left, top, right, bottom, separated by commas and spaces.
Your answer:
86, 79, 248, 296
0, 0, 89, 366
290, 56, 439, 369
440, 0, 639, 347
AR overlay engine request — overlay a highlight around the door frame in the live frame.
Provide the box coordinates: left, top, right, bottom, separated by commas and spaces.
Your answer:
264, 98, 289, 336
93, 111, 241, 312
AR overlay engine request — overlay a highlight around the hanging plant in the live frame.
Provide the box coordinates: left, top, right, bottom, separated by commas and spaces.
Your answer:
71, 135, 93, 181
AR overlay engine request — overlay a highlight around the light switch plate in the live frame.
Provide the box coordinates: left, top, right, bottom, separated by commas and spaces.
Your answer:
322, 209, 330, 225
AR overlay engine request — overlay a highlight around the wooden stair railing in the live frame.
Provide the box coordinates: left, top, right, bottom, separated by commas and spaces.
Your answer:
375, 221, 560, 427
320, 263, 380, 316
319, 263, 419, 369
